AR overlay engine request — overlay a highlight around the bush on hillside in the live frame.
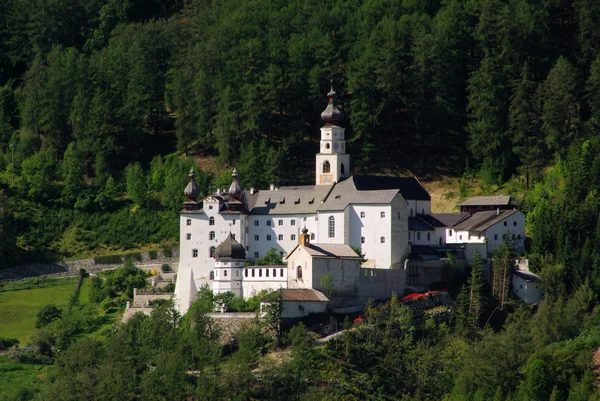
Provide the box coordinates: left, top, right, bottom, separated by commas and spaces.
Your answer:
148, 250, 158, 260
161, 263, 170, 272
94, 255, 123, 265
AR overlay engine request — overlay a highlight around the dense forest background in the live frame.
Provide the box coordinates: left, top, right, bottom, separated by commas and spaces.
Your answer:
4, 1, 600, 400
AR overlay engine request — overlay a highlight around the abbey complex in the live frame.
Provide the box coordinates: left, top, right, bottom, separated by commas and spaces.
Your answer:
174, 88, 526, 314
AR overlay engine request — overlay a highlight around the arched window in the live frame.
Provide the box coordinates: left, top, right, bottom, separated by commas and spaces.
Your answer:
325, 143, 330, 149
323, 160, 331, 173
209, 216, 215, 226
328, 216, 335, 238
341, 163, 345, 175
310, 233, 315, 240
297, 265, 303, 280
209, 246, 216, 258
209, 231, 215, 240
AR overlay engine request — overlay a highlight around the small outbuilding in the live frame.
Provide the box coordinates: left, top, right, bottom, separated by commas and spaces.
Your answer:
512, 265, 542, 304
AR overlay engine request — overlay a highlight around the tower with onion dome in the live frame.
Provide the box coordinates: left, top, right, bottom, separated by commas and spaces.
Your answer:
315, 85, 350, 185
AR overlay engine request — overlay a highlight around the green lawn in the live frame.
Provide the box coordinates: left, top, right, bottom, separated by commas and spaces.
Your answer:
0, 279, 91, 345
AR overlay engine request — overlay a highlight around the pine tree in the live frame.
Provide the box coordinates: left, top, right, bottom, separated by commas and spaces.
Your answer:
541, 57, 581, 156
509, 62, 546, 189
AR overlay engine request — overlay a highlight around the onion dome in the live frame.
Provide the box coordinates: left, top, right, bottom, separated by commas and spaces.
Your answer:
320, 85, 344, 124
184, 167, 200, 201
228, 168, 243, 200
214, 233, 246, 261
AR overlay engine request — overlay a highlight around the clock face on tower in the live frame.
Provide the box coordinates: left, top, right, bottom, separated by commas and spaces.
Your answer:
320, 174, 333, 184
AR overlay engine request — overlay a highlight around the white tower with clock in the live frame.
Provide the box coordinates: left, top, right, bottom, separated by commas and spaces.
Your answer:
316, 87, 350, 185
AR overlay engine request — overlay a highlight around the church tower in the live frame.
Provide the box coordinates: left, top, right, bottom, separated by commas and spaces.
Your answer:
316, 86, 350, 185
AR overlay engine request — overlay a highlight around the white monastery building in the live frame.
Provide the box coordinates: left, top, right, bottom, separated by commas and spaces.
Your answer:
174, 87, 527, 314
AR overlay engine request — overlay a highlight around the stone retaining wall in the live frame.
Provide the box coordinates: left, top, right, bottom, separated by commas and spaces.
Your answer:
0, 249, 180, 281
132, 288, 173, 307
207, 312, 259, 343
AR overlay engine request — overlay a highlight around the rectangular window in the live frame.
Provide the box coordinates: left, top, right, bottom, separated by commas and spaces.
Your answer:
244, 269, 248, 277
280, 268, 284, 277
291, 220, 296, 226
252, 269, 255, 277
232, 234, 236, 239
209, 205, 213, 209
232, 220, 236, 225
254, 252, 259, 258
273, 268, 276, 277
267, 235, 272, 241
266, 269, 269, 277
259, 269, 262, 277
360, 211, 365, 218
236, 270, 239, 277
278, 220, 283, 226
186, 219, 191, 226
459, 235, 462, 240
380, 211, 385, 218
494, 234, 498, 240
186, 233, 192, 240
361, 237, 365, 244
303, 217, 307, 221
224, 270, 227, 277
448, 230, 453, 237
380, 237, 385, 243
291, 234, 296, 241
192, 249, 198, 257
267, 220, 272, 226
254, 221, 259, 226
254, 235, 259, 241
504, 221, 507, 226
427, 233, 431, 241
278, 234, 283, 240
513, 221, 517, 226
417, 232, 421, 240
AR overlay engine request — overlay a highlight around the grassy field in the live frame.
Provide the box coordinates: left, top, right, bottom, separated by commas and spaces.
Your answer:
0, 278, 92, 345
0, 356, 53, 399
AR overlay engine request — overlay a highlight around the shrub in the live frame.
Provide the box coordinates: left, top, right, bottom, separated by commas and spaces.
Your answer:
0, 337, 19, 350
125, 252, 142, 262
148, 250, 158, 260
94, 254, 123, 264
161, 263, 170, 272
162, 247, 173, 258
36, 304, 62, 328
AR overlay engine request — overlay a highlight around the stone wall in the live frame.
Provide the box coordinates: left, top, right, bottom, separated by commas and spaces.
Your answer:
206, 312, 258, 343
0, 249, 180, 281
132, 288, 173, 307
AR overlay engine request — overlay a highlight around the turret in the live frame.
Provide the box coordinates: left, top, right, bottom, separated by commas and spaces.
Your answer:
183, 167, 200, 210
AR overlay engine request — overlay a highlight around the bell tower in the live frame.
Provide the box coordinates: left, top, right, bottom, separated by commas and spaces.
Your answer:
316, 85, 350, 185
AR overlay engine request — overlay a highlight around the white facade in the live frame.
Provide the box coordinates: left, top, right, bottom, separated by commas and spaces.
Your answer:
512, 273, 542, 304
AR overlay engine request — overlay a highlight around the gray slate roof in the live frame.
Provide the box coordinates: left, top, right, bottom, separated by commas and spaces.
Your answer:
431, 213, 471, 227
282, 289, 329, 302
248, 185, 333, 215
318, 177, 400, 211
287, 243, 361, 259
458, 196, 515, 207
453, 210, 520, 232
513, 269, 539, 282
408, 217, 435, 231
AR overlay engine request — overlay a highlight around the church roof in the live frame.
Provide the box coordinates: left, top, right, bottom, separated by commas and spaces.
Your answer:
249, 185, 333, 215
214, 233, 246, 260
318, 177, 402, 211
351, 176, 430, 200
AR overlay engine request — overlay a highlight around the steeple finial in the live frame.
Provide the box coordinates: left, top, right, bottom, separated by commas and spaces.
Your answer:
184, 167, 200, 205
228, 167, 243, 200
321, 82, 344, 124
